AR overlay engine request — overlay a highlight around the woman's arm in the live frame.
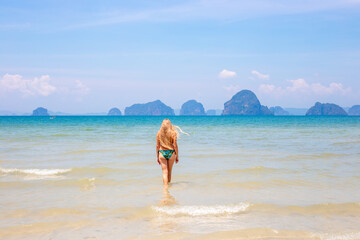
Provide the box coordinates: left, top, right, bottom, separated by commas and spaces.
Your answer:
174, 136, 179, 164
156, 133, 160, 165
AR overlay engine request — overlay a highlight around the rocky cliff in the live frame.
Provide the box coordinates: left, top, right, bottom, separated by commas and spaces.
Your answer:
305, 102, 347, 116
124, 100, 174, 116
32, 107, 49, 116
180, 100, 206, 115
108, 107, 122, 116
222, 90, 273, 115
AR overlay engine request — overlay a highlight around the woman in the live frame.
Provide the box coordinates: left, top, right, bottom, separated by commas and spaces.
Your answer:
156, 119, 182, 185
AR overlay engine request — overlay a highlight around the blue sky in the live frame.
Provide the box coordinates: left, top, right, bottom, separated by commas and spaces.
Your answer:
1, 0, 360, 113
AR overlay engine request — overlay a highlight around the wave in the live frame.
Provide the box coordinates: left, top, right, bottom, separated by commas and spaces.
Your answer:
0, 166, 127, 177
152, 202, 250, 216
0, 167, 71, 176
152, 202, 360, 217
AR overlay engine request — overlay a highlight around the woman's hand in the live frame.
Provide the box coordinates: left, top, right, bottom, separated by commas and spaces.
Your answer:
157, 157, 160, 165
175, 157, 179, 164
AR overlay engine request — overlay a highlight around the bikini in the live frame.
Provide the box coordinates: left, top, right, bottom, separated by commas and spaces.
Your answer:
159, 150, 175, 160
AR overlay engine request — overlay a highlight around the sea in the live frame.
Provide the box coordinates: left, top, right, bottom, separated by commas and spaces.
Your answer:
0, 116, 360, 240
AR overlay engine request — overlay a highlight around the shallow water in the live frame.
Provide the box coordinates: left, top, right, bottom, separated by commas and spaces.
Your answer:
1, 116, 360, 239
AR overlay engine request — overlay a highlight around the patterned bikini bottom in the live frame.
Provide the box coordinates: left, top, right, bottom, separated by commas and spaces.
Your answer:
159, 150, 175, 160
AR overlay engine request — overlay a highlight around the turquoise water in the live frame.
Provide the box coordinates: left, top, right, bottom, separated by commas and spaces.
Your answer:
1, 116, 360, 239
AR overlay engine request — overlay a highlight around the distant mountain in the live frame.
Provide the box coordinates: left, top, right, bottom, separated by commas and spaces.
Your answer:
0, 110, 17, 116
108, 108, 122, 116
206, 109, 217, 115
215, 109, 223, 115
284, 108, 307, 115
82, 112, 107, 116
0, 110, 30, 116
125, 100, 174, 116
222, 90, 273, 115
348, 105, 360, 115
306, 102, 347, 116
180, 100, 206, 115
48, 111, 72, 116
205, 109, 222, 115
32, 107, 49, 116
270, 106, 290, 115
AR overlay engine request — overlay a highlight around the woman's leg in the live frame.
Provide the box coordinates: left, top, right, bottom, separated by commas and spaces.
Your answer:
167, 153, 176, 183
159, 155, 169, 185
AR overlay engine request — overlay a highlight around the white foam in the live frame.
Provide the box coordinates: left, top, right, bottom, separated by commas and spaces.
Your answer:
152, 203, 250, 216
0, 167, 71, 176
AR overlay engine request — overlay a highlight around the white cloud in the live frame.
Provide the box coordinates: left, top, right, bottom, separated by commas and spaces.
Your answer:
259, 78, 351, 96
30, 75, 56, 96
0, 74, 56, 96
259, 84, 275, 93
75, 80, 90, 95
219, 69, 237, 79
0, 74, 25, 90
251, 70, 269, 80
286, 78, 309, 92
311, 82, 350, 95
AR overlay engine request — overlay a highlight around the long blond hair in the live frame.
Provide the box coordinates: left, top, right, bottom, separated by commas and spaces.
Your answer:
157, 119, 187, 149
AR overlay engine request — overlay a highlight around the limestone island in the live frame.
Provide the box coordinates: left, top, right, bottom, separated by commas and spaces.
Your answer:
222, 90, 273, 115
125, 100, 174, 116
32, 107, 49, 116
108, 107, 122, 116
306, 102, 347, 116
348, 105, 360, 116
180, 100, 206, 115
